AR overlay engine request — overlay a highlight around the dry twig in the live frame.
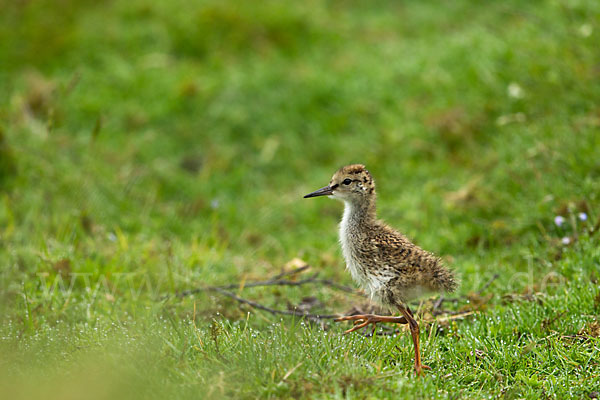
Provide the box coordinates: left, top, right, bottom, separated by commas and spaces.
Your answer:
209, 286, 339, 321
476, 273, 500, 295
172, 263, 498, 324
177, 272, 356, 298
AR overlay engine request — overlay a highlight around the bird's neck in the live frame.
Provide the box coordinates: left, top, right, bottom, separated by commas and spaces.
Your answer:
341, 197, 377, 229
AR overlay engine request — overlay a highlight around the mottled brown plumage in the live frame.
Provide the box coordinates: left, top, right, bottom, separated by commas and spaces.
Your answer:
304, 164, 458, 375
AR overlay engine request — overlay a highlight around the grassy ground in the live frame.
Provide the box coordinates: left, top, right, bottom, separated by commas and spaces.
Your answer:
1, 0, 600, 398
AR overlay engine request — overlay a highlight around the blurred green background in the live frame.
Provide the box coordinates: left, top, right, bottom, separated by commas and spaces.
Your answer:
1, 0, 599, 398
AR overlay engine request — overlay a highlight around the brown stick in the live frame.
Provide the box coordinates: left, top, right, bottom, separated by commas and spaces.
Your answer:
209, 287, 339, 320
590, 215, 600, 237
475, 273, 500, 295
176, 273, 356, 298
432, 295, 445, 314
172, 263, 501, 323
271, 265, 311, 280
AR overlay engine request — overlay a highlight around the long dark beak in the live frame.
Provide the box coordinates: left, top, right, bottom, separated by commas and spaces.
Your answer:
304, 185, 334, 198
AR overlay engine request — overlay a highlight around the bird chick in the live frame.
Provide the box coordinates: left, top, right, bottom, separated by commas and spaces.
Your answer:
304, 164, 457, 375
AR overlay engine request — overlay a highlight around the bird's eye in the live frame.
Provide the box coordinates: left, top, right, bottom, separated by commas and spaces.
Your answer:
342, 178, 352, 185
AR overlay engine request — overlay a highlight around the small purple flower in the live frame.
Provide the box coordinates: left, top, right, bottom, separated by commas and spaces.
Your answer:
210, 199, 220, 209
554, 216, 565, 227
561, 237, 571, 245
578, 212, 588, 222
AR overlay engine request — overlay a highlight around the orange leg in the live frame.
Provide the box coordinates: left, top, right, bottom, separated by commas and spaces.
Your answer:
335, 308, 430, 376
398, 306, 431, 376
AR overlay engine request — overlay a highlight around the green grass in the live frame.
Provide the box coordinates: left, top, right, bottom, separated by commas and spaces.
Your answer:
1, 0, 600, 398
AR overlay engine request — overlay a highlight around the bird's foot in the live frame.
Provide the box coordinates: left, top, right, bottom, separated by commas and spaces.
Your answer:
334, 314, 407, 334
415, 364, 432, 377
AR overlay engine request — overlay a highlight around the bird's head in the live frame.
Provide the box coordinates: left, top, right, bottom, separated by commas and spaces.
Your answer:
304, 164, 375, 204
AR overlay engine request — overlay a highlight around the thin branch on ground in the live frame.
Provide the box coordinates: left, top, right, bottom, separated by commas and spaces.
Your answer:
209, 286, 340, 321
172, 264, 501, 323
475, 273, 500, 295
176, 272, 357, 298
432, 295, 445, 314
271, 265, 311, 280
425, 310, 477, 324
